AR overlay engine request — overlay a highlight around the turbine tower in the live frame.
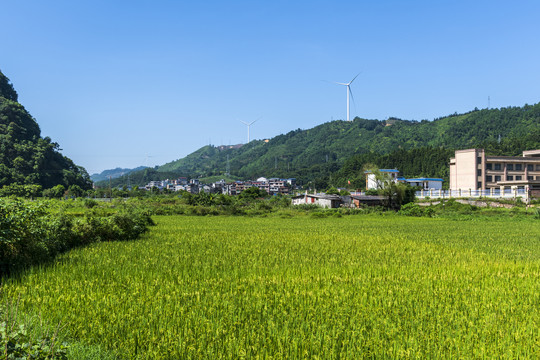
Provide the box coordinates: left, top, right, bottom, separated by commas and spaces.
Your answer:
334, 73, 360, 121
240, 118, 259, 143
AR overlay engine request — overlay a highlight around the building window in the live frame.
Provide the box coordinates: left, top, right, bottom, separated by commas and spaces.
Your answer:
477, 169, 482, 176
515, 175, 522, 181
477, 157, 482, 164
507, 164, 514, 171
486, 175, 493, 182
515, 164, 522, 171
537, 165, 540, 171
495, 175, 501, 182
528, 176, 534, 180
494, 164, 501, 171
527, 164, 533, 171
486, 163, 492, 170
477, 182, 482, 189
506, 175, 513, 181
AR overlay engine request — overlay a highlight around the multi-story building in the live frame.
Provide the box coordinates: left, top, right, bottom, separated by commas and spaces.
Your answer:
449, 149, 540, 194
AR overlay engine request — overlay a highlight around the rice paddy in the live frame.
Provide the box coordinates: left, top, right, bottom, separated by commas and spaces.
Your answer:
3, 215, 540, 359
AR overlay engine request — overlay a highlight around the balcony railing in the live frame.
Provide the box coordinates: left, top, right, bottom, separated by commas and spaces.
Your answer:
415, 188, 527, 199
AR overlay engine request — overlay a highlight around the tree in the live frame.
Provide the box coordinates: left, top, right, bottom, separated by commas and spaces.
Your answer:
0, 184, 42, 198
379, 182, 416, 210
239, 186, 268, 199
0, 70, 18, 101
44, 185, 65, 199
365, 168, 416, 209
325, 186, 339, 195
67, 184, 84, 198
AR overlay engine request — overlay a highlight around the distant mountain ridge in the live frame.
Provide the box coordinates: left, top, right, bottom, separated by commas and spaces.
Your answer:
90, 166, 148, 183
99, 103, 540, 189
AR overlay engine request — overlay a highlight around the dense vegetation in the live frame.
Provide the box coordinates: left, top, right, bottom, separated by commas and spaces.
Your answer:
101, 104, 540, 189
0, 70, 91, 191
3, 214, 540, 358
0, 198, 154, 277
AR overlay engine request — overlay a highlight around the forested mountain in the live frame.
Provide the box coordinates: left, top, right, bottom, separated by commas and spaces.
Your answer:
102, 103, 540, 189
0, 70, 91, 190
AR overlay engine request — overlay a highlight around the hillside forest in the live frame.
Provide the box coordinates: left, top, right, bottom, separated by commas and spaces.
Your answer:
2, 67, 540, 193
0, 70, 91, 194
103, 104, 540, 190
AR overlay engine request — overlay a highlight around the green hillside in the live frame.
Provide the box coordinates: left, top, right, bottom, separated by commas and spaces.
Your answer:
101, 104, 540, 189
0, 70, 91, 190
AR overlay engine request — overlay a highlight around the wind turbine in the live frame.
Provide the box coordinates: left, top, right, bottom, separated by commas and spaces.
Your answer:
240, 118, 260, 143
334, 73, 360, 121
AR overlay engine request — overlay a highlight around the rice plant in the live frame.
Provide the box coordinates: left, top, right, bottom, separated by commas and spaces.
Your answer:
3, 215, 540, 358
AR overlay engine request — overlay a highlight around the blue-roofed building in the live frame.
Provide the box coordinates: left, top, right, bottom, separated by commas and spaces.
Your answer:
365, 169, 443, 190
404, 177, 443, 190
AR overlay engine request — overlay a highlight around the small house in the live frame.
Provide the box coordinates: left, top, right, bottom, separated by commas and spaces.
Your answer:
291, 193, 342, 208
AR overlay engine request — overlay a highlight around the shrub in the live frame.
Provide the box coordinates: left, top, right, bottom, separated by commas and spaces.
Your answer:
0, 199, 154, 277
398, 203, 434, 217
83, 198, 98, 208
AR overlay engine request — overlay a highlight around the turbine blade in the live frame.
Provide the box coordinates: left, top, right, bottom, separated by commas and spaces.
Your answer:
349, 72, 361, 85
349, 86, 357, 116
240, 120, 248, 125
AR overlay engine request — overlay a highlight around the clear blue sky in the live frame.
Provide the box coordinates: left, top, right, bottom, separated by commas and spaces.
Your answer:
2, 0, 540, 174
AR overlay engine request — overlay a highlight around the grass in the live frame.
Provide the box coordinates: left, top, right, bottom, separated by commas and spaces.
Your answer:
2, 215, 540, 358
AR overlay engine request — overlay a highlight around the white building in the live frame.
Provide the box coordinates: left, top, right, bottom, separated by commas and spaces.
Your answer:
365, 169, 399, 190
405, 178, 443, 190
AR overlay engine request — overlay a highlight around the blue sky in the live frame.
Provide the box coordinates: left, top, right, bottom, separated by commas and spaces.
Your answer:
2, 0, 540, 174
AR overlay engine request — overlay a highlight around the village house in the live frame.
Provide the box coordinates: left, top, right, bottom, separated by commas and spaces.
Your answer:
144, 176, 294, 196
365, 170, 443, 190
291, 193, 342, 208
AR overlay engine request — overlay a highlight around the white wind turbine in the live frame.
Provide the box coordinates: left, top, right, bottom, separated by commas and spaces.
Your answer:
240, 118, 260, 143
334, 73, 360, 121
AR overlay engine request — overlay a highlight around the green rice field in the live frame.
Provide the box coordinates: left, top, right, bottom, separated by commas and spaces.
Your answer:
3, 215, 540, 359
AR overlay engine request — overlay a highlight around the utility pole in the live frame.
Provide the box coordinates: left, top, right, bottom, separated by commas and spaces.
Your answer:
108, 176, 112, 201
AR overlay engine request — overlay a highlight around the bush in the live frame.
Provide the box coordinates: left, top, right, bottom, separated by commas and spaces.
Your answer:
0, 199, 154, 277
83, 198, 98, 208
398, 203, 434, 217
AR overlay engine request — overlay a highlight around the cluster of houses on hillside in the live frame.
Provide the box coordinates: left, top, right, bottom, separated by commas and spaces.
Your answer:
143, 177, 297, 196
139, 148, 540, 205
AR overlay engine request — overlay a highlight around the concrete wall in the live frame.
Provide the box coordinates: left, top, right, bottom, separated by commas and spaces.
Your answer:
451, 149, 479, 190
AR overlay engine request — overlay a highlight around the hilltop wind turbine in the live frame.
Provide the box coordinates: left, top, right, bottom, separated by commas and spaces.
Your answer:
334, 73, 360, 121
240, 118, 260, 143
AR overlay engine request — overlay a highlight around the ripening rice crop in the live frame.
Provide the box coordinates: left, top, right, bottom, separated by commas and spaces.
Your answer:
3, 215, 540, 359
